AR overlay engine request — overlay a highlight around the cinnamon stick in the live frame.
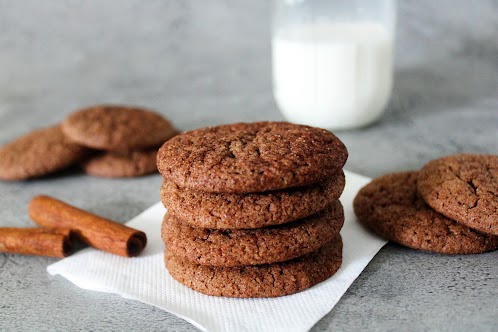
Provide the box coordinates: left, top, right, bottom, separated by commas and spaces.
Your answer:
28, 195, 147, 257
0, 227, 73, 258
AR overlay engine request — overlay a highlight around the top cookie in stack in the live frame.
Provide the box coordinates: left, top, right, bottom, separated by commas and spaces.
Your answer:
157, 121, 348, 298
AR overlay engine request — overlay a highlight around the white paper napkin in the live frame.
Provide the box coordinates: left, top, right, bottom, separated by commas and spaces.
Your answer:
48, 171, 386, 332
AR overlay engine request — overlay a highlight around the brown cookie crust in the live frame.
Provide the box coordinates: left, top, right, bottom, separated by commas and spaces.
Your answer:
353, 171, 498, 254
156, 122, 348, 193
161, 201, 344, 267
164, 235, 342, 298
62, 105, 177, 151
0, 125, 90, 181
417, 154, 498, 236
82, 149, 159, 178
160, 171, 345, 229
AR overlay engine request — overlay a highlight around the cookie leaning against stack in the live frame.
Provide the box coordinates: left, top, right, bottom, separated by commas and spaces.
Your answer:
157, 121, 348, 298
353, 154, 498, 254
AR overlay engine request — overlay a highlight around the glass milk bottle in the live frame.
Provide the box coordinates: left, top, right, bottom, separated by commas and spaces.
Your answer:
272, 0, 396, 130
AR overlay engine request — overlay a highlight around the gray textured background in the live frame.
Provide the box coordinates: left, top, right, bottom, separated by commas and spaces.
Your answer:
0, 0, 497, 331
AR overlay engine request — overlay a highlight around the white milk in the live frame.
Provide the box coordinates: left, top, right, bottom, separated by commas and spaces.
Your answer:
272, 22, 394, 129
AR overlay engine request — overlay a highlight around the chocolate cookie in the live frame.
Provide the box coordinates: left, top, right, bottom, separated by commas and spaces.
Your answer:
164, 235, 342, 298
160, 171, 345, 229
82, 149, 159, 178
0, 125, 90, 181
353, 172, 498, 254
418, 154, 498, 236
62, 105, 177, 151
162, 201, 343, 267
156, 122, 348, 193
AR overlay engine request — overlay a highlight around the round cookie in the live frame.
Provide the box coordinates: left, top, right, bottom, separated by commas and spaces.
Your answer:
160, 171, 345, 229
353, 171, 498, 254
164, 235, 342, 298
82, 149, 159, 178
162, 201, 344, 267
62, 105, 177, 151
157, 122, 348, 193
417, 154, 498, 236
0, 125, 90, 181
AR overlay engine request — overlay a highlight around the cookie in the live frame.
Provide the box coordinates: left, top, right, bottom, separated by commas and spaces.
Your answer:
62, 105, 177, 151
160, 171, 345, 229
353, 171, 498, 254
161, 201, 343, 267
417, 154, 498, 236
82, 149, 159, 178
0, 125, 90, 181
164, 235, 342, 298
157, 122, 348, 193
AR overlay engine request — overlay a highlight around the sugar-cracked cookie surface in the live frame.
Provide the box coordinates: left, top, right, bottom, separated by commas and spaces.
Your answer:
354, 171, 498, 254
0, 125, 90, 180
164, 235, 343, 298
418, 154, 498, 236
162, 201, 344, 267
63, 105, 177, 151
157, 122, 348, 193
160, 171, 345, 229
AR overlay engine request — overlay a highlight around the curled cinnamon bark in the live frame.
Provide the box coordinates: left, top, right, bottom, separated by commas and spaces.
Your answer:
29, 195, 147, 257
0, 227, 73, 258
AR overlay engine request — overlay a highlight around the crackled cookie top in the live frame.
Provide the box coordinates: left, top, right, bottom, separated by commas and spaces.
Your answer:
164, 235, 342, 298
0, 125, 90, 180
417, 154, 498, 236
62, 105, 177, 151
157, 122, 348, 193
160, 171, 345, 229
354, 171, 498, 254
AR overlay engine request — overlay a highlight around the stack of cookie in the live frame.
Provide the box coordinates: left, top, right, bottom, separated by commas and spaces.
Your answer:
157, 122, 348, 298
354, 154, 498, 254
0, 105, 177, 180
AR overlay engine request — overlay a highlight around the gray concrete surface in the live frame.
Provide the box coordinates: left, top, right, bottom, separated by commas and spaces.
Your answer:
0, 0, 497, 331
